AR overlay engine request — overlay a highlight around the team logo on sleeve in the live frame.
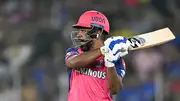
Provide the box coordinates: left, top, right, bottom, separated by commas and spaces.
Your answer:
65, 52, 79, 60
66, 52, 77, 57
66, 52, 72, 57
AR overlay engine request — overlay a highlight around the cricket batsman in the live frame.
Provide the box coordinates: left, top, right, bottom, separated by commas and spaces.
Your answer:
65, 10, 130, 101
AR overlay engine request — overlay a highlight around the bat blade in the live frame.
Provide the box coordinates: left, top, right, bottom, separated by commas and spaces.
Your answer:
128, 27, 176, 50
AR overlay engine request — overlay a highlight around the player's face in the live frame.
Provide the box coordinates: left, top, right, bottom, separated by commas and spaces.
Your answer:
71, 26, 104, 50
71, 28, 92, 48
76, 28, 91, 40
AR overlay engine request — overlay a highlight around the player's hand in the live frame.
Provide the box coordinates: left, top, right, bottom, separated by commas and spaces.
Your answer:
104, 36, 130, 59
100, 36, 130, 67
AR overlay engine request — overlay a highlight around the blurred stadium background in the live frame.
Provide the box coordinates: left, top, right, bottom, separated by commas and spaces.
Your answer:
0, 0, 179, 101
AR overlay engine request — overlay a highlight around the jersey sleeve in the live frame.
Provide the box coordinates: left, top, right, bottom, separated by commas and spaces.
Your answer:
65, 48, 79, 61
114, 58, 126, 79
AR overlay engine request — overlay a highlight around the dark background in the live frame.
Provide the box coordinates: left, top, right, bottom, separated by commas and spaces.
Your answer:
0, 0, 179, 101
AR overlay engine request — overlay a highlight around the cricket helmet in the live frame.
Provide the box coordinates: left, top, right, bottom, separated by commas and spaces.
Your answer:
71, 10, 110, 48
73, 10, 110, 33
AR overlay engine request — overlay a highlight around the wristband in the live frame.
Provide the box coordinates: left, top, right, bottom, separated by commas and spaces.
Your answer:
104, 57, 115, 67
100, 46, 108, 55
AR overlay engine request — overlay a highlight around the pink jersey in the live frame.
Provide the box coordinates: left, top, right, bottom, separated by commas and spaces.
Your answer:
65, 48, 126, 101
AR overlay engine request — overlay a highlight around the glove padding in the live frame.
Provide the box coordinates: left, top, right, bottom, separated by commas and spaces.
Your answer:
101, 36, 130, 67
104, 36, 129, 62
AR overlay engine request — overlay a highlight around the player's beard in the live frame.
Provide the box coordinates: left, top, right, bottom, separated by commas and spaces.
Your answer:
80, 40, 93, 51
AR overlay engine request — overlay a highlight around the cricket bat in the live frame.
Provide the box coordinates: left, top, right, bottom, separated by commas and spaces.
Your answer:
127, 27, 176, 50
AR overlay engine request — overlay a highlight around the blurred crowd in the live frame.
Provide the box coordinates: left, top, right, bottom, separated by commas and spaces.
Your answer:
0, 0, 179, 101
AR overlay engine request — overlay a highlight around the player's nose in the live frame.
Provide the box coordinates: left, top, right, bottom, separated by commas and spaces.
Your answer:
77, 31, 85, 39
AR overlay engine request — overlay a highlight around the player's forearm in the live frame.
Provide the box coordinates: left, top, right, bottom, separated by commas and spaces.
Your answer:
66, 48, 102, 69
107, 67, 123, 95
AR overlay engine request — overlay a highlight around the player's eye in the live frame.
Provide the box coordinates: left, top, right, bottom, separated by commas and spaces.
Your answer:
80, 29, 86, 32
80, 29, 91, 33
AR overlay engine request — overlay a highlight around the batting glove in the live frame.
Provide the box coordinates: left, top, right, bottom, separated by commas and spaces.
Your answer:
100, 36, 130, 67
